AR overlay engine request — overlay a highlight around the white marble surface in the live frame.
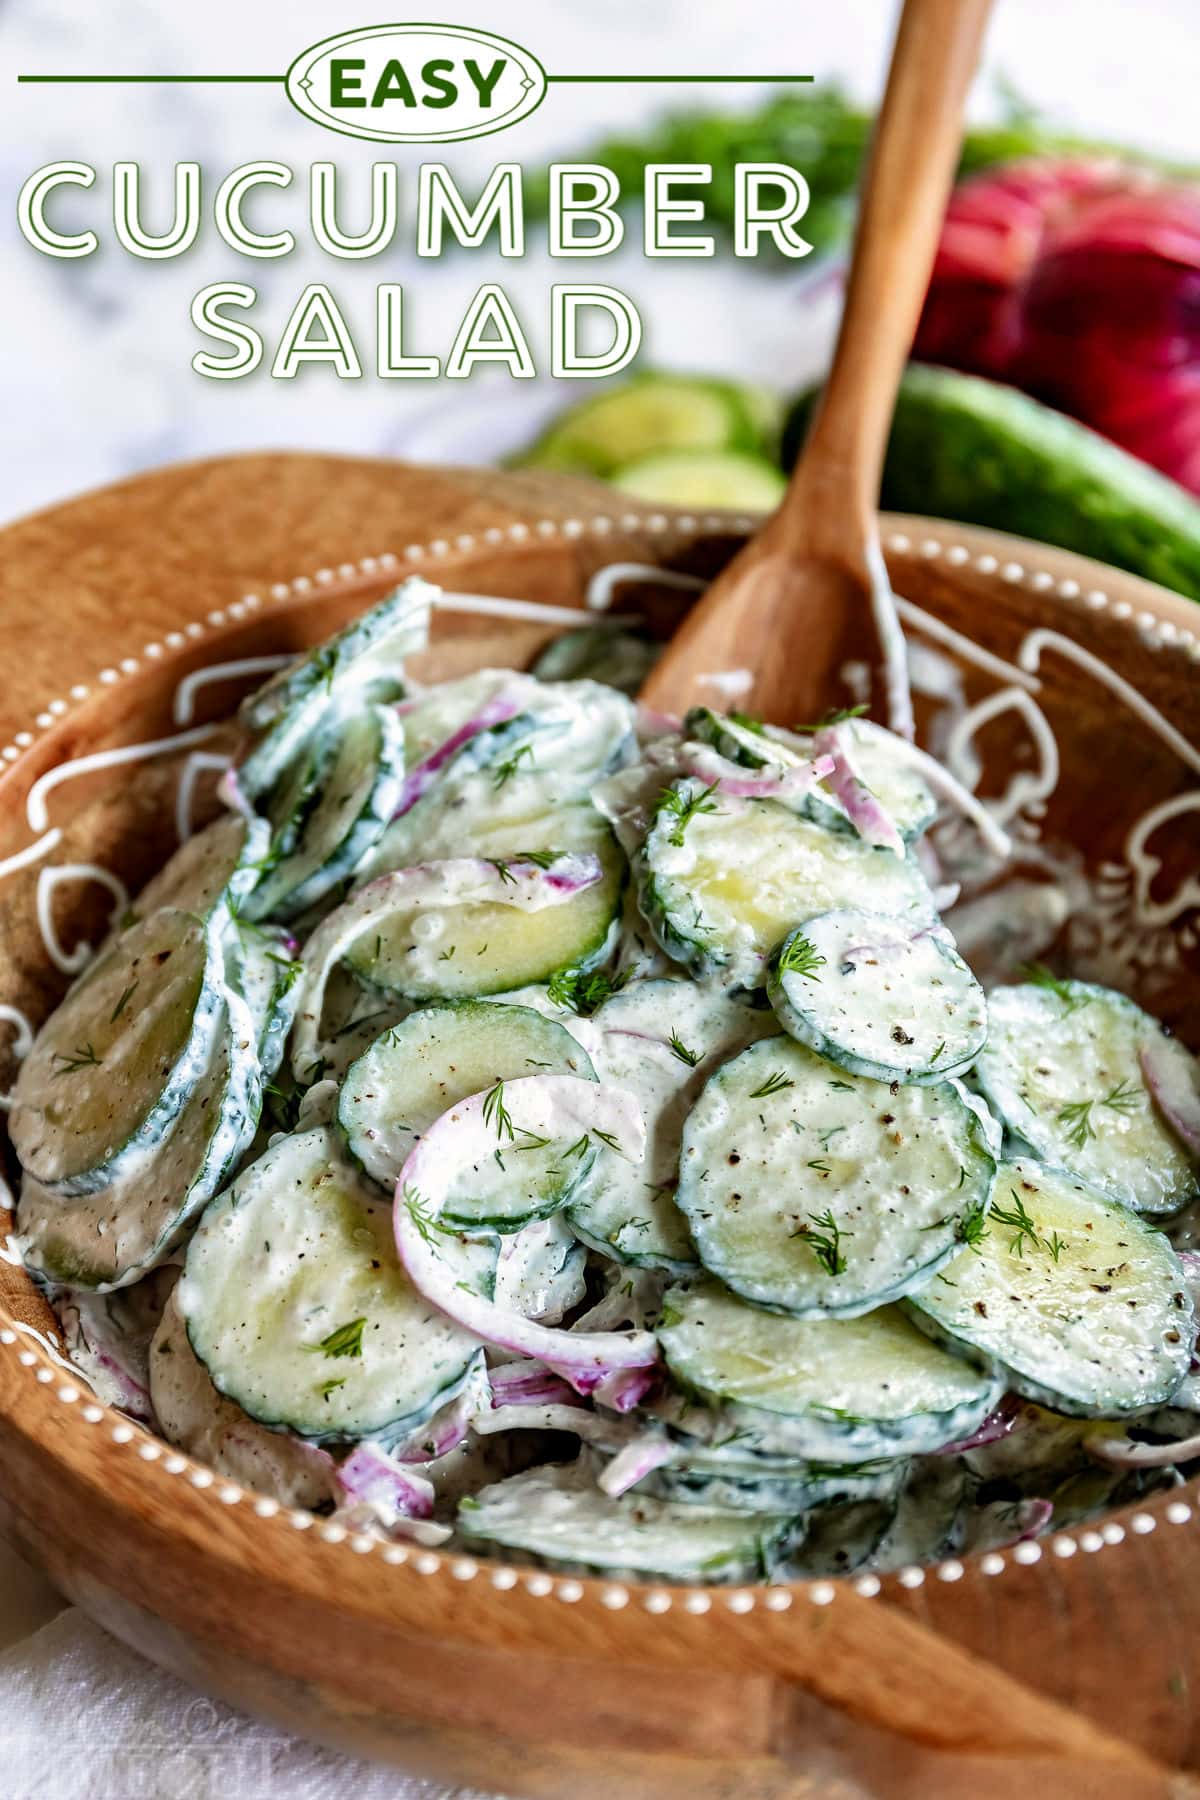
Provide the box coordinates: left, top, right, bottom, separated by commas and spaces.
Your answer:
3, 0, 1197, 525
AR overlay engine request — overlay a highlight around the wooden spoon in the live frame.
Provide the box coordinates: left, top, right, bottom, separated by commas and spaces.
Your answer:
640, 0, 994, 737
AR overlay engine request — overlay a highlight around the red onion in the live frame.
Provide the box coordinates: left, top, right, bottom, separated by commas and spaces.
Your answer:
935, 1394, 1022, 1457
813, 727, 906, 856
1140, 1040, 1200, 1157
597, 1432, 675, 1498
391, 690, 522, 818
337, 1442, 436, 1521
394, 1075, 656, 1395
917, 159, 1200, 493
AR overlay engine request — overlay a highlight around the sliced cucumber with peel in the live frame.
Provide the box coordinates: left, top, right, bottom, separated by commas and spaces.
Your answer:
458, 1463, 797, 1581
975, 981, 1200, 1216
636, 787, 933, 988
907, 1157, 1195, 1416
10, 908, 225, 1196
768, 911, 987, 1085
238, 580, 432, 797
639, 1453, 906, 1515
338, 1000, 595, 1228
125, 812, 269, 926
567, 979, 776, 1271
248, 704, 405, 921
18, 967, 262, 1289
657, 1278, 1003, 1462
345, 836, 626, 1002
179, 1127, 485, 1443
676, 1036, 996, 1318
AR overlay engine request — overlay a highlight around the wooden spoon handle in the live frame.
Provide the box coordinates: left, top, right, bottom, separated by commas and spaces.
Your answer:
787, 0, 993, 553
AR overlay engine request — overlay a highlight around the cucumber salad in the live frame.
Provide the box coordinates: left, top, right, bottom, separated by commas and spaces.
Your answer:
11, 578, 1200, 1585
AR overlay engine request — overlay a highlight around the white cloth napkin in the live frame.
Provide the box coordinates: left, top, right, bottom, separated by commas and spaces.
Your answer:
0, 1544, 504, 1800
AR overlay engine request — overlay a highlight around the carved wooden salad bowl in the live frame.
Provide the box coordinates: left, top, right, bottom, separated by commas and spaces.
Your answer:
0, 454, 1198, 1798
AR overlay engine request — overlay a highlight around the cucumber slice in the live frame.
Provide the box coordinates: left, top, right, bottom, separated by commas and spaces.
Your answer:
345, 836, 625, 1002
247, 705, 406, 921
791, 1499, 896, 1576
907, 1157, 1195, 1416
18, 971, 262, 1289
768, 912, 987, 1085
611, 450, 786, 511
676, 1037, 996, 1318
228, 924, 299, 1081
150, 1289, 336, 1509
458, 1463, 796, 1582
642, 1453, 905, 1515
366, 684, 635, 877
567, 980, 777, 1272
975, 981, 1200, 1216
338, 1001, 595, 1229
874, 1458, 969, 1571
125, 812, 270, 926
788, 718, 937, 844
493, 1214, 587, 1323
10, 908, 225, 1196
636, 786, 934, 987
514, 374, 761, 476
179, 1127, 484, 1443
657, 1279, 1003, 1461
532, 626, 659, 697
683, 709, 935, 845
238, 580, 432, 797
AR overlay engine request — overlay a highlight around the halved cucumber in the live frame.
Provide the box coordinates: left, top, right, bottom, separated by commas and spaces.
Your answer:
657, 1278, 1003, 1462
345, 835, 626, 1002
150, 1288, 336, 1508
10, 908, 225, 1196
238, 580, 432, 797
338, 1001, 595, 1229
676, 1036, 996, 1318
636, 786, 934, 987
18, 971, 262, 1289
767, 911, 987, 1085
974, 981, 1200, 1216
612, 450, 786, 511
567, 980, 777, 1272
179, 1127, 484, 1443
514, 374, 763, 476
907, 1157, 1195, 1416
457, 1463, 797, 1582
247, 704, 406, 921
124, 812, 270, 926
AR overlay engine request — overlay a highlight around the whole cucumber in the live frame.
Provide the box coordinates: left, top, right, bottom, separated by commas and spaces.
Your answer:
782, 364, 1200, 601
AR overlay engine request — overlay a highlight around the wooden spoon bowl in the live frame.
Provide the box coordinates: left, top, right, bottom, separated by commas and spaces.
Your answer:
0, 455, 1197, 1795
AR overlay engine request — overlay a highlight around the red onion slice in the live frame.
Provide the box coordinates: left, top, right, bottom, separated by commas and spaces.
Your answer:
1140, 1039, 1200, 1157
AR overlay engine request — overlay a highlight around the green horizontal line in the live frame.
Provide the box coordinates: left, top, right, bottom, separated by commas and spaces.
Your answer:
17, 74, 284, 83
19, 72, 813, 85
546, 75, 814, 83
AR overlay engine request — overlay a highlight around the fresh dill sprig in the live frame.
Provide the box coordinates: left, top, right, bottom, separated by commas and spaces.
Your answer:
489, 859, 517, 886
491, 743, 534, 788
594, 1128, 622, 1152
51, 1042, 102, 1078
1102, 1078, 1141, 1116
728, 710, 767, 735
318, 1378, 347, 1399
668, 1031, 701, 1067
403, 1184, 447, 1249
989, 1190, 1064, 1260
108, 982, 138, 1024
1057, 1098, 1095, 1150
312, 1317, 366, 1360
437, 945, 456, 961
1021, 962, 1086, 1014
749, 1069, 794, 1099
956, 1203, 989, 1253
546, 965, 625, 1015
482, 1082, 515, 1142
774, 932, 825, 982
655, 780, 721, 848
793, 1208, 850, 1276
792, 703, 867, 734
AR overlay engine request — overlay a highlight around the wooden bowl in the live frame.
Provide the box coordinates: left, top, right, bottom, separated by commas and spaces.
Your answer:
0, 455, 1197, 1798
